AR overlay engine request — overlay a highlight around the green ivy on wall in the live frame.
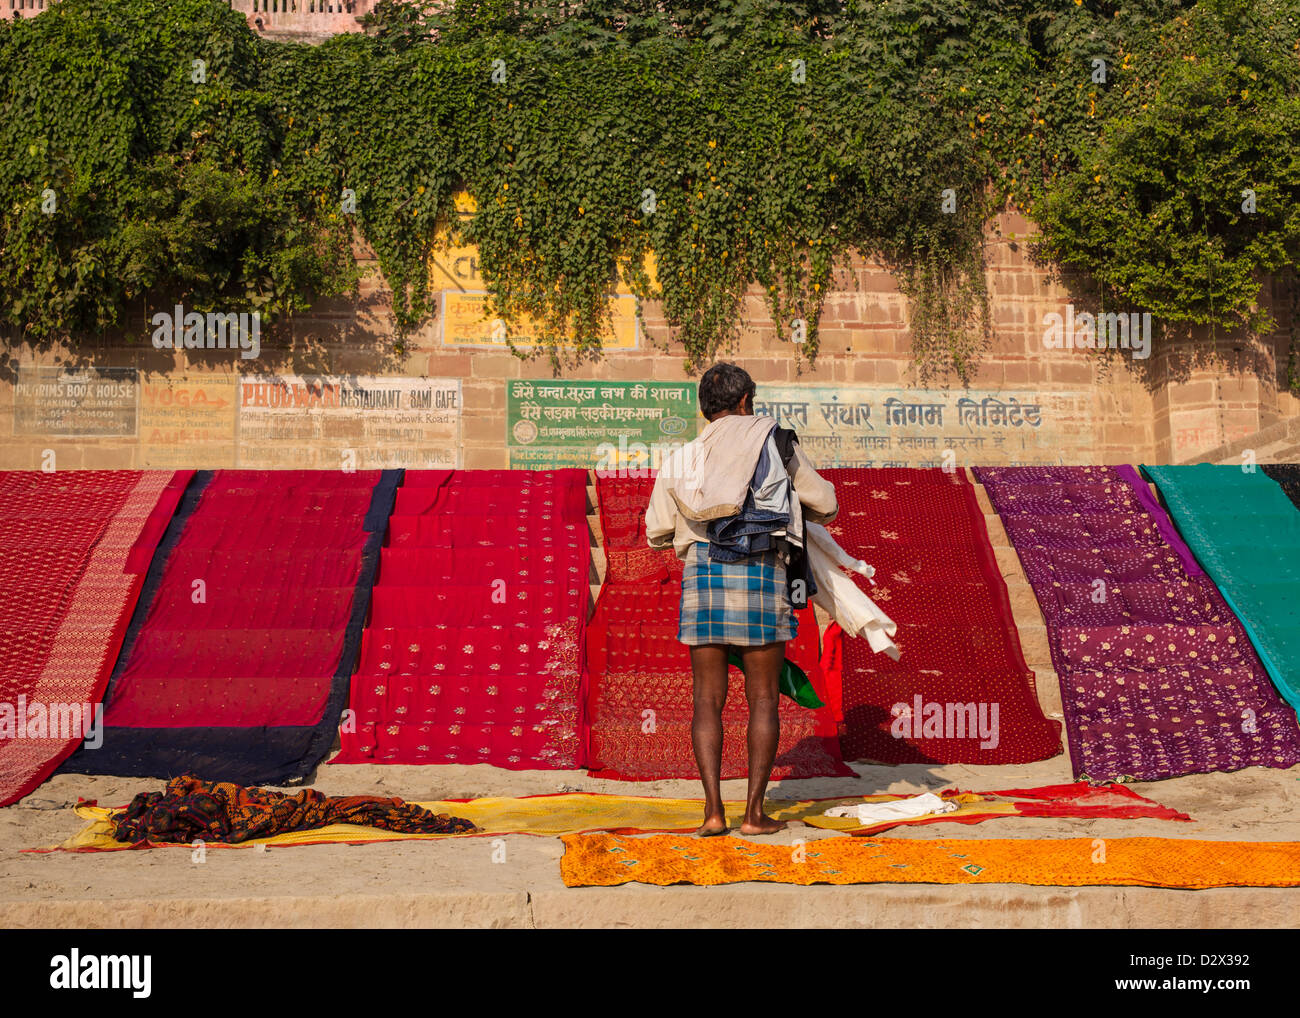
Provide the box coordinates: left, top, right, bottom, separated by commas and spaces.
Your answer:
0, 0, 1296, 384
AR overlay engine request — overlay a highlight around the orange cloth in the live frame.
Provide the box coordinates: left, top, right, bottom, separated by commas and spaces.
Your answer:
560, 832, 1300, 889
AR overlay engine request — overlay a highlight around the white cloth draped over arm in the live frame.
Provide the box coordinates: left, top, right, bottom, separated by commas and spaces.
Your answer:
807, 520, 874, 578
806, 521, 900, 660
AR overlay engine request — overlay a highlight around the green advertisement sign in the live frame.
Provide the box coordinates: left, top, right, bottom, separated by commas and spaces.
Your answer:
506, 379, 698, 469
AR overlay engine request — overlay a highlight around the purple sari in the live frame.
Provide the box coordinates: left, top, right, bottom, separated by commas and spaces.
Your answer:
973, 465, 1300, 782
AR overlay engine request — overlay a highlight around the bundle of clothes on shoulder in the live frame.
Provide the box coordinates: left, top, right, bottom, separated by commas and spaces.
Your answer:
648, 413, 899, 660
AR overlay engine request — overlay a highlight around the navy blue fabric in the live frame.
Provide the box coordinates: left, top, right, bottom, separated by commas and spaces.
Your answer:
706, 440, 789, 561
706, 504, 788, 561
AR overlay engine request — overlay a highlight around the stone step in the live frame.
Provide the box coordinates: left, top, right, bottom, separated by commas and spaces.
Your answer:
1030, 667, 1065, 721
1016, 623, 1052, 667
1233, 441, 1293, 463
1006, 583, 1043, 615
1181, 413, 1300, 465
992, 545, 1023, 576
1261, 443, 1300, 462
982, 511, 1010, 547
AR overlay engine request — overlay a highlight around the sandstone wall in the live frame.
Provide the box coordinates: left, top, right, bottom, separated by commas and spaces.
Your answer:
2, 213, 1295, 472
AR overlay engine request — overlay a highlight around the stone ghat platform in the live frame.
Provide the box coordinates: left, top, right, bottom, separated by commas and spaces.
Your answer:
5, 761, 1299, 929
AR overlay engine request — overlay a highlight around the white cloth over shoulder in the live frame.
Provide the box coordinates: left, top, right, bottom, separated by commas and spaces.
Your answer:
645, 415, 839, 561
805, 521, 900, 660
822, 792, 957, 824
659, 414, 778, 522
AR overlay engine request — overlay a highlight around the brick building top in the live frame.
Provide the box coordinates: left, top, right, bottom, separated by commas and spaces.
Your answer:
231, 0, 380, 42
2, 1, 391, 41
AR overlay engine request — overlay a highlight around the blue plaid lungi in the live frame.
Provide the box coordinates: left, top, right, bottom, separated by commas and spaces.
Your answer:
677, 541, 797, 647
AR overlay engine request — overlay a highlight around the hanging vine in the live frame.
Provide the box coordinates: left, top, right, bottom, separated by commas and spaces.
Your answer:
0, 0, 1295, 383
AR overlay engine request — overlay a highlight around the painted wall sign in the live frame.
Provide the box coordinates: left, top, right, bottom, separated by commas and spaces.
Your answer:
137, 374, 238, 467
433, 241, 641, 350
753, 385, 1095, 467
441, 289, 639, 350
13, 366, 138, 437
237, 375, 462, 469
506, 379, 697, 469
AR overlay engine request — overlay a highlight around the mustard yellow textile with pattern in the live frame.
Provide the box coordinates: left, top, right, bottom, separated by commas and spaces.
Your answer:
559, 832, 1300, 888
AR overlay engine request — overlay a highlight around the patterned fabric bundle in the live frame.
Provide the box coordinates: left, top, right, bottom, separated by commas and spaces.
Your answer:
974, 465, 1300, 781
0, 470, 189, 806
1145, 464, 1300, 712
818, 468, 1062, 764
111, 775, 476, 845
584, 474, 851, 780
332, 469, 589, 769
61, 469, 396, 785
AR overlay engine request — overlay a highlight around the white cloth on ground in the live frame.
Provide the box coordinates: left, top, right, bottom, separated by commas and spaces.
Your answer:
822, 792, 958, 823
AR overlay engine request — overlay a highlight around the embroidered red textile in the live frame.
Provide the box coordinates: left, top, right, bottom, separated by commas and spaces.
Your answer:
98, 472, 379, 729
62, 470, 388, 785
584, 475, 853, 781
819, 468, 1062, 764
378, 546, 588, 585
333, 469, 590, 769
0, 470, 189, 806
828, 780, 1191, 837
977, 781, 1191, 822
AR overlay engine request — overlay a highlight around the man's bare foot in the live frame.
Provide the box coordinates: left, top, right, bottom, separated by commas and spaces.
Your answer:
739, 814, 787, 835
696, 815, 729, 837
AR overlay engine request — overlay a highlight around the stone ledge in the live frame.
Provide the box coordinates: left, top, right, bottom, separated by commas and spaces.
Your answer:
5, 884, 1297, 929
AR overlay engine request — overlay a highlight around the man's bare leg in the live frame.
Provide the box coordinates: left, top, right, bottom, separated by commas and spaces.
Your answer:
689, 643, 730, 835
737, 641, 787, 835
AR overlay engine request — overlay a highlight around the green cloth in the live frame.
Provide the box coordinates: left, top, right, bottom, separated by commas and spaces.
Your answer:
726, 651, 825, 709
1143, 463, 1300, 712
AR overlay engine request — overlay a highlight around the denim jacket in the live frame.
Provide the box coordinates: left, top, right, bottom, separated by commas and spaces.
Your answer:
705, 435, 790, 562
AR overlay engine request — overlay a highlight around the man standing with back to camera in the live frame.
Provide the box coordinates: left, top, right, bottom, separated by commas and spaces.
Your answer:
645, 362, 839, 836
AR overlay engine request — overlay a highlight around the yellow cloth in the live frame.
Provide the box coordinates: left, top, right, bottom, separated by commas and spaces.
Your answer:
560, 832, 1300, 888
37, 791, 1002, 852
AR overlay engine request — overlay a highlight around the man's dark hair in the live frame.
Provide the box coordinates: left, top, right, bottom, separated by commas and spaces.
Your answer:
698, 362, 756, 420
